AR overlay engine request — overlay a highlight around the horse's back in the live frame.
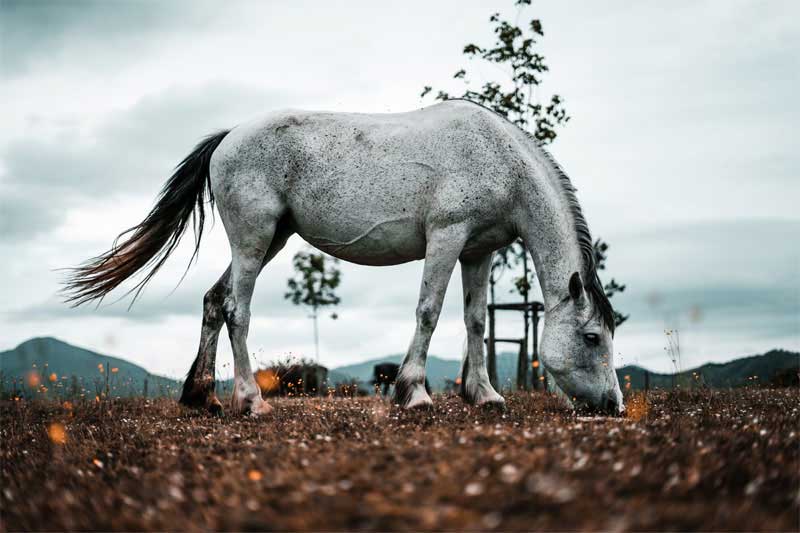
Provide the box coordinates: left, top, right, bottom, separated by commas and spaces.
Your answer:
211, 102, 523, 265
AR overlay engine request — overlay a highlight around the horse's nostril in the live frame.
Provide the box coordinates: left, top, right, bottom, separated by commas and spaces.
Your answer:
603, 395, 619, 415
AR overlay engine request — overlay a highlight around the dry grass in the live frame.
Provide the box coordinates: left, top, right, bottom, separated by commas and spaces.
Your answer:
1, 388, 798, 531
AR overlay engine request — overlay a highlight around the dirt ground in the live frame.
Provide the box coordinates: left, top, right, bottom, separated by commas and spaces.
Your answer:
1, 388, 798, 531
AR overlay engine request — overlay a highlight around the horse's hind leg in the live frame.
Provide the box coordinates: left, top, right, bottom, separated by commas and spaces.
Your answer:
179, 267, 231, 414
459, 254, 504, 407
180, 219, 294, 415
394, 225, 467, 409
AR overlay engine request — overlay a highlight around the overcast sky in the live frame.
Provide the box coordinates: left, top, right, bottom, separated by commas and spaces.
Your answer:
1, 0, 798, 377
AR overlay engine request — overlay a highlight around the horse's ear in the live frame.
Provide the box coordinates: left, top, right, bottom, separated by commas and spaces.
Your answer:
568, 272, 584, 301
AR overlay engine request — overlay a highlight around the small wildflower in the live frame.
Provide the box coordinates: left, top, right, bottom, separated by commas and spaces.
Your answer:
464, 481, 484, 496
48, 423, 67, 445
499, 464, 522, 484
26, 372, 40, 388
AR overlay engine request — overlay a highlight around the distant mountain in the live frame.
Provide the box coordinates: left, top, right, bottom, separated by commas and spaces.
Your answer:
616, 349, 799, 390
331, 349, 799, 393
0, 337, 180, 398
2, 338, 796, 400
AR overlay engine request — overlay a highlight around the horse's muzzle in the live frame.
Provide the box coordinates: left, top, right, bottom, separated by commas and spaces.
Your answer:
599, 392, 624, 417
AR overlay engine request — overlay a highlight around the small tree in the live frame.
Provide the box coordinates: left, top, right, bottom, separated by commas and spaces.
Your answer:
421, 0, 569, 144
285, 248, 342, 362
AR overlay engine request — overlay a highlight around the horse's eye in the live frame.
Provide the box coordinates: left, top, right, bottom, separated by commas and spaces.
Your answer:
583, 333, 600, 347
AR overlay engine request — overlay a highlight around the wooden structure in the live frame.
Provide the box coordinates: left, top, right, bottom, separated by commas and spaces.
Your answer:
486, 301, 545, 391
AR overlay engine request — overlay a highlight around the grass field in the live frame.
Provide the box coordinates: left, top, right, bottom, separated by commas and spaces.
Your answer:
1, 389, 798, 531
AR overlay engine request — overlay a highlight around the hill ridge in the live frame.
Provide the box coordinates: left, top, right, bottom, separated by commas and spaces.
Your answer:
1, 336, 180, 398
3, 337, 797, 395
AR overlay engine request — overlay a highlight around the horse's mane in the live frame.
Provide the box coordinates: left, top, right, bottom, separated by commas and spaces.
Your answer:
446, 99, 616, 334
536, 148, 616, 335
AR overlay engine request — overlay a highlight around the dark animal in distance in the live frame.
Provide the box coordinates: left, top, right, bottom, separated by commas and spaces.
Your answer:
372, 363, 429, 397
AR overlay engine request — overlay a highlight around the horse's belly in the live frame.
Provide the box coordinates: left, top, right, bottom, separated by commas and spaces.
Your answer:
297, 217, 426, 266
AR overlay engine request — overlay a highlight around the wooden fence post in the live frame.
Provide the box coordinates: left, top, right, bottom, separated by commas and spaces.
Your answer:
516, 339, 528, 391
487, 304, 498, 388
531, 306, 542, 390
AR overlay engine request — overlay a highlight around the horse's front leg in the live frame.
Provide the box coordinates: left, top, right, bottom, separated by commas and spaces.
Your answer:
459, 254, 505, 407
394, 225, 467, 409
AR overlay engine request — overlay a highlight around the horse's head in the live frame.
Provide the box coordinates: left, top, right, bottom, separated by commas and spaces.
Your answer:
540, 271, 624, 415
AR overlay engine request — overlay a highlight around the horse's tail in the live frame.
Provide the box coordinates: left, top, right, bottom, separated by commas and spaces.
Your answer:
63, 129, 231, 306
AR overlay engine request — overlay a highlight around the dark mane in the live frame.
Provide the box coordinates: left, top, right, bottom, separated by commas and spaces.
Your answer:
536, 148, 616, 335
445, 98, 616, 334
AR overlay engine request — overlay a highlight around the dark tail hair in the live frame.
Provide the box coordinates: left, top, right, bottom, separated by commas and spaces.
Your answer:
63, 130, 231, 306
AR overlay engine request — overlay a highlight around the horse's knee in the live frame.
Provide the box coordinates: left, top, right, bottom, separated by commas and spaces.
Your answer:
465, 312, 485, 337
416, 301, 439, 332
202, 288, 225, 328
222, 297, 250, 330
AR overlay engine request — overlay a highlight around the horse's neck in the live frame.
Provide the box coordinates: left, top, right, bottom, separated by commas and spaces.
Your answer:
518, 157, 584, 308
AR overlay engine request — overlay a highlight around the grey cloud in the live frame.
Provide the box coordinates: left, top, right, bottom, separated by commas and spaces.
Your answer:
0, 0, 216, 79
0, 82, 301, 242
0, 189, 62, 241
606, 219, 800, 349
606, 219, 800, 290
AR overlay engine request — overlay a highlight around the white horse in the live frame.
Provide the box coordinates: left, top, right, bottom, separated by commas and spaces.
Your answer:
66, 100, 624, 416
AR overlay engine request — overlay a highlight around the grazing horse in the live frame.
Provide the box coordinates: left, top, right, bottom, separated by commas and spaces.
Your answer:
65, 100, 624, 416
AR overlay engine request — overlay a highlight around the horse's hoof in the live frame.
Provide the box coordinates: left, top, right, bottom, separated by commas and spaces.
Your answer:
403, 386, 433, 410
393, 372, 433, 409
464, 382, 506, 410
207, 396, 224, 416
406, 396, 434, 410
247, 398, 273, 417
477, 396, 506, 411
